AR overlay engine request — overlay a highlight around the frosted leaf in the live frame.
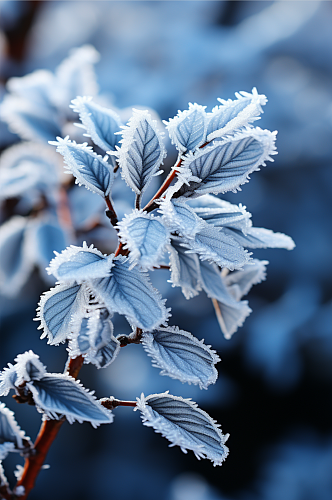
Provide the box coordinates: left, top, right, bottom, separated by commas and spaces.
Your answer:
53, 45, 100, 111
0, 365, 18, 397
224, 226, 295, 250
28, 374, 113, 427
117, 211, 170, 270
159, 199, 205, 239
47, 242, 114, 283
36, 283, 89, 345
89, 255, 169, 331
68, 315, 91, 356
0, 95, 62, 143
14, 351, 47, 385
0, 163, 44, 201
199, 260, 252, 339
0, 142, 60, 197
177, 128, 277, 198
50, 137, 114, 197
71, 96, 122, 152
225, 259, 269, 301
142, 326, 220, 389
212, 298, 252, 340
189, 196, 250, 231
136, 393, 229, 465
207, 88, 267, 141
88, 336, 120, 369
116, 109, 166, 196
0, 404, 29, 460
69, 309, 120, 369
6, 69, 55, 109
199, 260, 233, 302
0, 216, 33, 297
188, 226, 251, 270
168, 238, 201, 299
164, 103, 207, 152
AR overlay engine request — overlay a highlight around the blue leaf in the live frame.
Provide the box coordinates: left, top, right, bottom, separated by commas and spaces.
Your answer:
50, 137, 114, 197
36, 283, 89, 345
0, 403, 30, 459
188, 195, 250, 231
168, 238, 201, 299
0, 163, 44, 201
159, 200, 205, 239
71, 96, 122, 152
90, 255, 169, 331
188, 226, 251, 270
142, 326, 220, 389
28, 374, 113, 427
47, 242, 114, 284
0, 142, 60, 203
92, 336, 120, 369
164, 103, 207, 152
69, 308, 120, 369
223, 226, 295, 250
54, 45, 100, 112
116, 109, 166, 196
13, 351, 47, 385
224, 259, 269, 301
117, 211, 170, 270
199, 260, 252, 339
136, 392, 229, 466
178, 128, 277, 198
0, 216, 32, 297
0, 95, 62, 143
206, 88, 267, 141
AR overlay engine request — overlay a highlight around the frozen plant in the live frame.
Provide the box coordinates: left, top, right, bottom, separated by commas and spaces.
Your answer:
0, 88, 294, 499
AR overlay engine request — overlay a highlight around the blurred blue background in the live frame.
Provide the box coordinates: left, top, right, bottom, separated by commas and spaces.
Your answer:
0, 1, 331, 499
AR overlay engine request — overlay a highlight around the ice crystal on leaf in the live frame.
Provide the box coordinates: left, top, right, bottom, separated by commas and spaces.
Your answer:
164, 103, 208, 153
71, 96, 122, 152
141, 326, 220, 389
117, 210, 170, 270
89, 256, 169, 331
0, 404, 30, 460
115, 109, 166, 197
47, 242, 114, 284
0, 352, 112, 427
50, 137, 114, 197
135, 392, 229, 465
206, 88, 267, 141
177, 127, 277, 198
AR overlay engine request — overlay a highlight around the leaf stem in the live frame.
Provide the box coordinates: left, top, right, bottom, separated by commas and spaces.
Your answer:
14, 356, 84, 500
105, 195, 118, 226
100, 398, 137, 410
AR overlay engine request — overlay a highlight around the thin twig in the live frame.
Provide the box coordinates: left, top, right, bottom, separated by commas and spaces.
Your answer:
100, 398, 137, 410
105, 195, 118, 226
14, 356, 84, 500
135, 193, 141, 210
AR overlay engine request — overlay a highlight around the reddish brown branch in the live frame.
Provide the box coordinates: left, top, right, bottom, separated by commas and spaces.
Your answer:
15, 356, 84, 500
105, 195, 118, 226
100, 399, 137, 410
